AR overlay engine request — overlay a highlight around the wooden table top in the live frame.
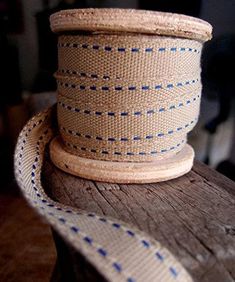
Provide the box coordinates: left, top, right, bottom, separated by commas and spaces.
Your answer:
42, 157, 235, 282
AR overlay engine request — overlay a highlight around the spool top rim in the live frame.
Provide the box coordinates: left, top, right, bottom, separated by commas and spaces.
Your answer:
50, 8, 212, 42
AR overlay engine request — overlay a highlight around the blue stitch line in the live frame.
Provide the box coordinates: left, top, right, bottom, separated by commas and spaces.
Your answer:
127, 278, 135, 282
84, 236, 93, 244
115, 86, 123, 91
126, 230, 135, 237
60, 79, 198, 92
97, 248, 107, 257
61, 42, 199, 54
156, 251, 164, 261
146, 135, 153, 139
71, 226, 79, 233
59, 218, 66, 223
118, 47, 126, 52
142, 85, 150, 90
169, 267, 178, 277
142, 240, 150, 248
104, 46, 112, 51
113, 262, 122, 272
112, 223, 121, 229
99, 218, 107, 222
132, 48, 139, 52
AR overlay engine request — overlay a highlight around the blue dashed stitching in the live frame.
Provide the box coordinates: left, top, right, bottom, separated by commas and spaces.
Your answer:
17, 114, 182, 280
58, 94, 200, 117
60, 118, 196, 142
169, 267, 178, 277
113, 262, 122, 272
97, 248, 107, 257
58, 42, 200, 53
58, 78, 199, 91
65, 139, 186, 156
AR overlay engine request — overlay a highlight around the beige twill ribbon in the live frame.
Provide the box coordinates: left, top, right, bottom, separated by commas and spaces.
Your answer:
14, 106, 192, 282
56, 34, 202, 162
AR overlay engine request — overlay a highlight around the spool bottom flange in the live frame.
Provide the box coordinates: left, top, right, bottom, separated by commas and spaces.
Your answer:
49, 136, 194, 184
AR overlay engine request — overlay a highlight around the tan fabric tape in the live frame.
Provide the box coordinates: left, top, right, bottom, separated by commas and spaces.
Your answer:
55, 34, 202, 162
14, 107, 193, 282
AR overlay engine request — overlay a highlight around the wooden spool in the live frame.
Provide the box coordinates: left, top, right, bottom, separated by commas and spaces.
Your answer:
49, 9, 212, 183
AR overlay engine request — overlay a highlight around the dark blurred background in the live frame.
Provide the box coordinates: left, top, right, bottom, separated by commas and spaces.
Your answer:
0, 1, 234, 279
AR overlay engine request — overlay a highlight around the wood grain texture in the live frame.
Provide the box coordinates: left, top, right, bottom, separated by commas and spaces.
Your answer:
42, 155, 235, 282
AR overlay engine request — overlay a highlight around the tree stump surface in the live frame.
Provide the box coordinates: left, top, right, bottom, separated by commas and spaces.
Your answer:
42, 156, 235, 282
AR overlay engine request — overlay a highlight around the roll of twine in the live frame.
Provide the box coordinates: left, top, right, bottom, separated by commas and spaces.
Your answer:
56, 33, 203, 162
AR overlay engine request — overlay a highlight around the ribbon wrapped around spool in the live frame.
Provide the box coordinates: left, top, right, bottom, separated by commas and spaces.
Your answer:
49, 9, 212, 183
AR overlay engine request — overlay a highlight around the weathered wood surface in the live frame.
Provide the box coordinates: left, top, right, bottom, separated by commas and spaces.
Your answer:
42, 156, 235, 282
